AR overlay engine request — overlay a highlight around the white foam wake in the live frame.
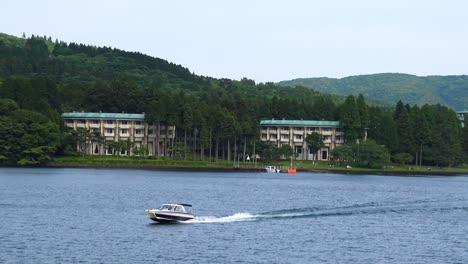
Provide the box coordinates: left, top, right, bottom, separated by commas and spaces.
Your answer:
186, 213, 258, 223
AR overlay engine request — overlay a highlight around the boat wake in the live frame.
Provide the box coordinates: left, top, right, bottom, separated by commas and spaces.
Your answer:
186, 199, 468, 224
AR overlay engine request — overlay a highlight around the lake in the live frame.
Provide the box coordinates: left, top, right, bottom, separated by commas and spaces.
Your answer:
0, 168, 467, 263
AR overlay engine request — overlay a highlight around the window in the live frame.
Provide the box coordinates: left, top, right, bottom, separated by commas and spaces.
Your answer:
92, 120, 99, 124
121, 129, 128, 135
281, 135, 289, 140
79, 120, 85, 124
106, 129, 113, 134
135, 129, 143, 135
261, 134, 267, 139
295, 135, 302, 140
270, 135, 277, 140
148, 129, 154, 135
120, 120, 127, 125
106, 120, 114, 125
135, 121, 142, 126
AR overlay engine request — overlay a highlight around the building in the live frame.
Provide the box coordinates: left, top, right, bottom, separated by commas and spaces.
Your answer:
456, 110, 467, 128
62, 112, 175, 156
259, 119, 344, 160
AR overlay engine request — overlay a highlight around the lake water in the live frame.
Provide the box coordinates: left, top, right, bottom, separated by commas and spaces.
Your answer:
0, 168, 467, 264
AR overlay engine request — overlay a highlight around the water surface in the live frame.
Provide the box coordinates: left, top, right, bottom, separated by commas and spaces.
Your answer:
1, 168, 467, 263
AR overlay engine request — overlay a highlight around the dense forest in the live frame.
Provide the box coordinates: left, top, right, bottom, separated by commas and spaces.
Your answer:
278, 73, 468, 111
0, 33, 467, 167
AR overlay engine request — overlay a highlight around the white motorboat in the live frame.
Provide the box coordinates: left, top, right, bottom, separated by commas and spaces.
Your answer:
145, 203, 194, 223
265, 166, 281, 173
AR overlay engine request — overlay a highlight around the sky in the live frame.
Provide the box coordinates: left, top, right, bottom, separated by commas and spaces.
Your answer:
2, 0, 467, 83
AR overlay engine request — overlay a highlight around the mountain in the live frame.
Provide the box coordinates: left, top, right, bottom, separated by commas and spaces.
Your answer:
0, 32, 194, 88
277, 73, 468, 110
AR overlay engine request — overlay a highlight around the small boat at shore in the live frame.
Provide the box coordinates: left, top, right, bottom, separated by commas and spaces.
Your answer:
265, 166, 281, 173
146, 203, 194, 223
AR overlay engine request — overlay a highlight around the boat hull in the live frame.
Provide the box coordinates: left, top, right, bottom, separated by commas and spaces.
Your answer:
146, 210, 194, 223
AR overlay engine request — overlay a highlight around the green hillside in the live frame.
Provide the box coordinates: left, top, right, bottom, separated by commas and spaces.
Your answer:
278, 73, 468, 110
0, 32, 467, 168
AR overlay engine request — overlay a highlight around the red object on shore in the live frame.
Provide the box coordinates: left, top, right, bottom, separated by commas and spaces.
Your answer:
287, 168, 297, 174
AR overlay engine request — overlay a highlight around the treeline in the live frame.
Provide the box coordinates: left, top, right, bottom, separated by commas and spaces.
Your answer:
0, 74, 340, 164
0, 34, 193, 84
368, 101, 465, 167
334, 96, 466, 167
0, 34, 467, 167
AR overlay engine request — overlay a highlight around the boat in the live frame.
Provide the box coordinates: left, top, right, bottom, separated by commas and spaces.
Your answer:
265, 166, 281, 173
145, 203, 194, 223
287, 154, 296, 174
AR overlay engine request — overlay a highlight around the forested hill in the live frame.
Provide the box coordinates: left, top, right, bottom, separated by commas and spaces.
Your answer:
278, 73, 468, 110
1, 32, 467, 167
0, 32, 194, 86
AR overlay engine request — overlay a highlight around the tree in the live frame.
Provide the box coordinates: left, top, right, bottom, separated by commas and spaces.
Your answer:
357, 94, 369, 140
305, 132, 324, 160
339, 95, 361, 143
393, 153, 414, 165
395, 107, 414, 154
332, 141, 390, 169
132, 145, 149, 158
410, 105, 430, 165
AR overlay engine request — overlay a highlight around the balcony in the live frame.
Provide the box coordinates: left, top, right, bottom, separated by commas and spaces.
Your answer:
293, 130, 303, 135
280, 137, 289, 142
280, 129, 290, 134
104, 124, 115, 128
119, 124, 130, 129
89, 123, 100, 128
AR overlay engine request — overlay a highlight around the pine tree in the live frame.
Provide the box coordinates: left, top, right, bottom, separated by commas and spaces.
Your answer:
395, 107, 414, 154
340, 95, 361, 143
357, 94, 369, 140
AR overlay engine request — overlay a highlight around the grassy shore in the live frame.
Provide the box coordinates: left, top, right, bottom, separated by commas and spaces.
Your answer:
48, 156, 468, 176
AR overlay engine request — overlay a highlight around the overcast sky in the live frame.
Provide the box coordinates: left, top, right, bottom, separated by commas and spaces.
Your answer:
2, 0, 467, 82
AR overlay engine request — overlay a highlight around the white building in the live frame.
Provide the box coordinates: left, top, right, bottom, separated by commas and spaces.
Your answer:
259, 119, 344, 160
62, 112, 175, 156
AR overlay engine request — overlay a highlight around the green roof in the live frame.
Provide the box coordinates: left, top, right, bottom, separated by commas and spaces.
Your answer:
62, 112, 145, 120
260, 119, 340, 127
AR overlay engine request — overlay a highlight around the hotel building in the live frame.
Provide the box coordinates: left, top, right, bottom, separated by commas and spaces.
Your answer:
62, 112, 175, 156
259, 119, 344, 160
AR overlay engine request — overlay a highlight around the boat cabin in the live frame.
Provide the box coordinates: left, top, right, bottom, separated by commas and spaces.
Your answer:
159, 203, 193, 214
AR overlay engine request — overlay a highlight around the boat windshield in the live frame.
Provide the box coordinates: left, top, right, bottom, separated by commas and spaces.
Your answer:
159, 204, 174, 210
159, 204, 193, 214
182, 206, 193, 214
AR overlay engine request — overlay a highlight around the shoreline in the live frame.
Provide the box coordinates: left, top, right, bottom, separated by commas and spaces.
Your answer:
41, 162, 468, 176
